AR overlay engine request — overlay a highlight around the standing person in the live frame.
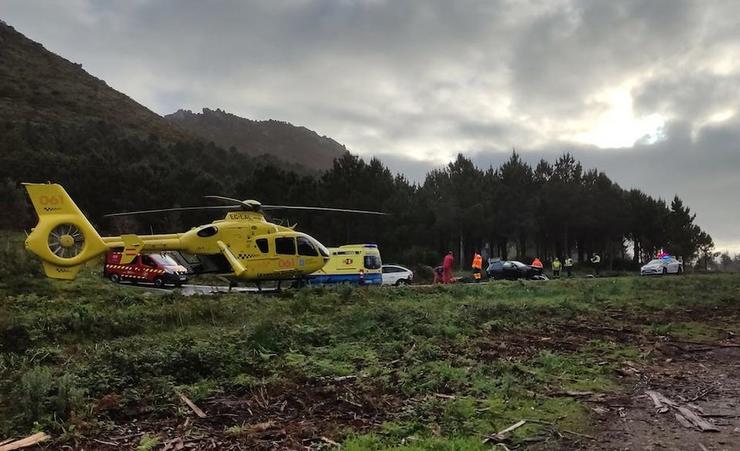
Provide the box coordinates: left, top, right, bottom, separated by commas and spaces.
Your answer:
443, 251, 454, 284
564, 256, 574, 277
471, 251, 483, 283
590, 253, 601, 276
552, 257, 562, 279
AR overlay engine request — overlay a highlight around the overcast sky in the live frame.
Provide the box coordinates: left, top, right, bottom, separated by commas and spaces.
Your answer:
3, 0, 740, 252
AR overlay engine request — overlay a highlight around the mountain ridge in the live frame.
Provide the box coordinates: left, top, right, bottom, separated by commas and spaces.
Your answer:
165, 108, 349, 171
0, 21, 187, 142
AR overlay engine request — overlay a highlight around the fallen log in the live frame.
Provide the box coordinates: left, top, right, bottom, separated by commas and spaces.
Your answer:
645, 390, 719, 431
645, 390, 677, 413
0, 432, 51, 451
674, 412, 693, 429
676, 406, 719, 432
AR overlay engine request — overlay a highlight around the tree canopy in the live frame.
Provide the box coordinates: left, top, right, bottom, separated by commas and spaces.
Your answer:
0, 120, 713, 269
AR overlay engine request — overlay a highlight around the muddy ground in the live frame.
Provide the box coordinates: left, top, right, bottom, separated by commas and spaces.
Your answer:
53, 314, 738, 450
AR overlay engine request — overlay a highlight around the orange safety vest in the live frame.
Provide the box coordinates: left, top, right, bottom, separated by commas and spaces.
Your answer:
532, 258, 543, 269
472, 254, 482, 270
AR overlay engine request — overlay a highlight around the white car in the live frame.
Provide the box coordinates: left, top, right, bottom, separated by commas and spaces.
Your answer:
381, 264, 414, 286
640, 257, 683, 275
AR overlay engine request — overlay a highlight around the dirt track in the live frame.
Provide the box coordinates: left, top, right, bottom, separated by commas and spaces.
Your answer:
592, 345, 740, 451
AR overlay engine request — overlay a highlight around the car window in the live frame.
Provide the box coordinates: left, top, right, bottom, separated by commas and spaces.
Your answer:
150, 254, 178, 266
382, 266, 392, 273
275, 237, 296, 255
648, 259, 662, 265
141, 255, 156, 267
513, 261, 526, 268
256, 238, 269, 253
297, 236, 318, 256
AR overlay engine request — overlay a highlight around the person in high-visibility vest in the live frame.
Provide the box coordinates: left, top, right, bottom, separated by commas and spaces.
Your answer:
532, 257, 543, 269
590, 253, 601, 276
564, 257, 574, 277
471, 251, 483, 282
552, 257, 562, 279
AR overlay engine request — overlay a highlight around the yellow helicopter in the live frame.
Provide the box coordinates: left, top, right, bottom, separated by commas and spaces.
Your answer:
22, 183, 386, 284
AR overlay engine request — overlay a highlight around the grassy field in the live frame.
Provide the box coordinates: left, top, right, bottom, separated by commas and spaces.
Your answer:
1, 234, 740, 449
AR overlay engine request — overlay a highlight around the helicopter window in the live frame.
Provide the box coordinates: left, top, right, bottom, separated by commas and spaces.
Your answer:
275, 237, 296, 255
197, 226, 218, 238
256, 238, 269, 253
297, 237, 318, 256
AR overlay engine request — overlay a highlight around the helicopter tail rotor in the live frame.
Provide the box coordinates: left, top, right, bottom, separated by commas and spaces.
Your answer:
23, 183, 109, 279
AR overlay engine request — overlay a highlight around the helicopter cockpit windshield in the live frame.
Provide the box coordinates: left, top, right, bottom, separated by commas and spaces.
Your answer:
296, 233, 329, 259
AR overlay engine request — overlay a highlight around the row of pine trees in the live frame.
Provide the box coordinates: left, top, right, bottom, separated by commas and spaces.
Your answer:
0, 120, 714, 270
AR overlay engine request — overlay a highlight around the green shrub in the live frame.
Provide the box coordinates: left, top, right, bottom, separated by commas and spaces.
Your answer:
11, 366, 87, 431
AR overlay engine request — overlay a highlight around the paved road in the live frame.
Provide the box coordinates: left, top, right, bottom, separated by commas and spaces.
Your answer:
119, 282, 277, 296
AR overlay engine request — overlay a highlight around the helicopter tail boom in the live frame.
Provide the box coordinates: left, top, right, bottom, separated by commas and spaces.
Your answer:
23, 183, 108, 279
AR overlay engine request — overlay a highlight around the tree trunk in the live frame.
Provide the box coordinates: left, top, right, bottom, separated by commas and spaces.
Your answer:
632, 238, 640, 264
459, 233, 464, 271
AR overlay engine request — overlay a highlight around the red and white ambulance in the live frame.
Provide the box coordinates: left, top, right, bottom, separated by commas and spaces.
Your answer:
104, 252, 189, 287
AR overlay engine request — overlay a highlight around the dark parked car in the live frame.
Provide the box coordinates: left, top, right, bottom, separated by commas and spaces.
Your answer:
486, 258, 548, 280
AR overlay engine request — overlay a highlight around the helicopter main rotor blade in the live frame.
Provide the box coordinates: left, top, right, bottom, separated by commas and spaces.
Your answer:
104, 205, 238, 217
203, 195, 245, 204
261, 205, 389, 215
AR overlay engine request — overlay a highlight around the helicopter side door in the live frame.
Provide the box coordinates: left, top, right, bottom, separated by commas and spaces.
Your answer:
246, 236, 280, 278
274, 236, 298, 276
241, 235, 296, 279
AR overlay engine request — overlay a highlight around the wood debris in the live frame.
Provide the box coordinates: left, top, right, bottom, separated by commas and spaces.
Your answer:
333, 375, 357, 382
247, 421, 277, 433
645, 390, 720, 432
0, 432, 51, 451
178, 392, 207, 418
549, 390, 595, 397
320, 436, 340, 447
676, 406, 719, 432
484, 420, 527, 442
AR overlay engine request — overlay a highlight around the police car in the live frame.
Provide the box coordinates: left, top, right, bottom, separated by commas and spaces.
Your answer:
640, 256, 683, 275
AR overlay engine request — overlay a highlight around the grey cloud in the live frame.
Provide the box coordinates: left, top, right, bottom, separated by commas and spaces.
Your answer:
2, 0, 740, 248
633, 73, 740, 120
509, 0, 700, 115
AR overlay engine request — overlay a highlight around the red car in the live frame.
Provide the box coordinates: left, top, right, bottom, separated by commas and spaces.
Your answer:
104, 252, 189, 287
